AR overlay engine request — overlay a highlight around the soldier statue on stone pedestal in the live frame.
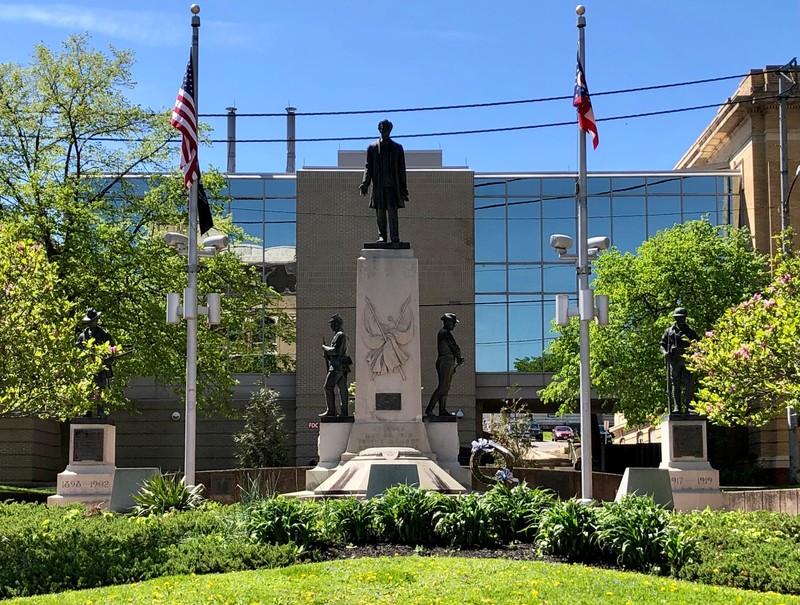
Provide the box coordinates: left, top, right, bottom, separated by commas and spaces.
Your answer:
320, 314, 352, 417
660, 307, 698, 415
425, 313, 465, 417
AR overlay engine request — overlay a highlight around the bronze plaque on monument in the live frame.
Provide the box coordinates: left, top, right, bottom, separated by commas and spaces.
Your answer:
672, 425, 704, 458
73, 428, 105, 462
375, 393, 402, 410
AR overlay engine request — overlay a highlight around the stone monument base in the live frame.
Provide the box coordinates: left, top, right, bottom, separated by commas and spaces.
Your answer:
306, 447, 467, 498
659, 416, 725, 511
615, 467, 673, 509
48, 420, 116, 508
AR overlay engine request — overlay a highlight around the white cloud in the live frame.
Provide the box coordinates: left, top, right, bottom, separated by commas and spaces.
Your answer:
0, 3, 264, 50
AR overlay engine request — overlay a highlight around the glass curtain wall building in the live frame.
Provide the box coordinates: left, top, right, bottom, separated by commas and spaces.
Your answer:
217, 171, 739, 376
474, 172, 739, 373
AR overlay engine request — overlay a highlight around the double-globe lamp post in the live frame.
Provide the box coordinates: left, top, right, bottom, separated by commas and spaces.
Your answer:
164, 232, 228, 487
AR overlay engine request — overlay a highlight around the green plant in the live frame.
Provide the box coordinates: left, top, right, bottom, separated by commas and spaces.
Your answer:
240, 496, 321, 546
480, 482, 555, 543
434, 493, 496, 547
536, 498, 599, 562
319, 497, 378, 545
595, 495, 692, 573
234, 388, 290, 468
372, 484, 453, 546
132, 473, 206, 516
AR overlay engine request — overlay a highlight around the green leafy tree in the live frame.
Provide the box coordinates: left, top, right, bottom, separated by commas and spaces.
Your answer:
0, 35, 293, 419
513, 351, 563, 372
234, 388, 289, 468
0, 222, 105, 417
688, 248, 800, 426
540, 220, 768, 426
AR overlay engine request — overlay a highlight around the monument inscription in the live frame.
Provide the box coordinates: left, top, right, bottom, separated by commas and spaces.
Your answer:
376, 393, 402, 410
672, 425, 703, 458
73, 428, 105, 462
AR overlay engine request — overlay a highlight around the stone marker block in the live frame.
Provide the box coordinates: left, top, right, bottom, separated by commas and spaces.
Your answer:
615, 467, 673, 509
366, 464, 421, 498
110, 468, 159, 513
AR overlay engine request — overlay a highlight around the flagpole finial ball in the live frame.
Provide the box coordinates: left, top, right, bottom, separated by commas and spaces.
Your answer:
190, 4, 200, 14
576, 5, 585, 15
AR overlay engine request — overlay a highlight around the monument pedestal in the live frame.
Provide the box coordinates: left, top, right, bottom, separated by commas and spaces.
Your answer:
659, 416, 724, 511
304, 246, 467, 495
48, 419, 116, 508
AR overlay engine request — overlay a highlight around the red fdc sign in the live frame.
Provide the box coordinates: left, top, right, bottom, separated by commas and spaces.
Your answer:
308, 422, 320, 430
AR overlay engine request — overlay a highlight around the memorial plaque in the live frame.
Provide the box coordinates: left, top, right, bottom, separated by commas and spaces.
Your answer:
73, 428, 105, 462
672, 425, 703, 458
375, 393, 402, 410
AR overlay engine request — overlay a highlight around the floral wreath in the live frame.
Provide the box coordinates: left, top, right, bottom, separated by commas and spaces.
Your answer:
469, 438, 519, 488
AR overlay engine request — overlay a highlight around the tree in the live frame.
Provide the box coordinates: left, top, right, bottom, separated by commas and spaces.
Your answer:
234, 388, 289, 468
0, 35, 293, 419
688, 248, 800, 426
0, 222, 105, 417
513, 351, 563, 373
539, 220, 768, 426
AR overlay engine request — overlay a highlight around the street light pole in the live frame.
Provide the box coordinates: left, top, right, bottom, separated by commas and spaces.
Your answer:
184, 5, 201, 487
576, 6, 593, 501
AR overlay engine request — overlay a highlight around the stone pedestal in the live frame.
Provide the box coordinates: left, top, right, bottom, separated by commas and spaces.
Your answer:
659, 416, 725, 511
48, 419, 116, 508
304, 246, 468, 495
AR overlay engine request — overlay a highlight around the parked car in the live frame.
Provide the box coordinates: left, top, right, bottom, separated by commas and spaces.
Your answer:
552, 425, 574, 441
598, 425, 613, 444
527, 421, 544, 442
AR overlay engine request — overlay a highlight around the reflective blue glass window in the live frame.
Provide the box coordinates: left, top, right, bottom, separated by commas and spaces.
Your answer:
508, 264, 542, 293
476, 294, 508, 372
588, 196, 611, 241
475, 200, 506, 262
506, 177, 538, 197
507, 199, 541, 262
474, 178, 506, 197
543, 263, 575, 293
611, 197, 646, 253
587, 177, 611, 196
230, 199, 265, 242
611, 177, 647, 195
475, 263, 507, 293
508, 295, 543, 369
681, 176, 717, 195
683, 196, 718, 223
266, 177, 296, 197
647, 196, 681, 237
266, 198, 296, 247
228, 178, 265, 198
646, 176, 681, 195
541, 177, 574, 198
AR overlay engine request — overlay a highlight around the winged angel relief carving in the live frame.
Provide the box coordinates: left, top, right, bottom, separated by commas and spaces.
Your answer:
362, 296, 414, 380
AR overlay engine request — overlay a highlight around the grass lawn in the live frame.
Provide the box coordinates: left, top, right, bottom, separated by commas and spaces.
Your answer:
6, 556, 799, 605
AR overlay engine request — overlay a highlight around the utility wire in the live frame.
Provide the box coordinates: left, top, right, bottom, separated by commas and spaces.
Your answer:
197, 72, 763, 118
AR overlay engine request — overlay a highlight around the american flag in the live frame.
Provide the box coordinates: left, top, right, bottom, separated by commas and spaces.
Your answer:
171, 51, 213, 234
171, 52, 199, 188
573, 55, 599, 149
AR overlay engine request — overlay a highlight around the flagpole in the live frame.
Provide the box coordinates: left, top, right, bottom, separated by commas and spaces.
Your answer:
184, 3, 201, 487
576, 5, 593, 502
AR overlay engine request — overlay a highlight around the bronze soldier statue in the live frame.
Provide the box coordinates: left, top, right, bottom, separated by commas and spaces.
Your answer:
76, 308, 115, 418
359, 119, 409, 244
660, 307, 699, 414
425, 313, 465, 417
321, 314, 352, 417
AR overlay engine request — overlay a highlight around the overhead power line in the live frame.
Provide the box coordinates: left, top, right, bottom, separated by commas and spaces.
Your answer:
198, 72, 760, 118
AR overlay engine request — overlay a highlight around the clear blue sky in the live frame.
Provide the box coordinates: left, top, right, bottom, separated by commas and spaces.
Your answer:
0, 1, 798, 174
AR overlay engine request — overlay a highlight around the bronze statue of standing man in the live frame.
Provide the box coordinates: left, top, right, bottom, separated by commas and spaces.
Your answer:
660, 307, 698, 415
321, 314, 352, 417
425, 313, 465, 417
359, 119, 409, 244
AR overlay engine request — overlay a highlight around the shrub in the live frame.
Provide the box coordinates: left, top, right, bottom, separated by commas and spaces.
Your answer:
240, 496, 322, 546
132, 472, 206, 516
536, 498, 599, 562
372, 484, 453, 546
595, 495, 693, 574
673, 509, 800, 595
319, 497, 378, 545
434, 493, 496, 547
234, 387, 289, 468
481, 482, 555, 543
